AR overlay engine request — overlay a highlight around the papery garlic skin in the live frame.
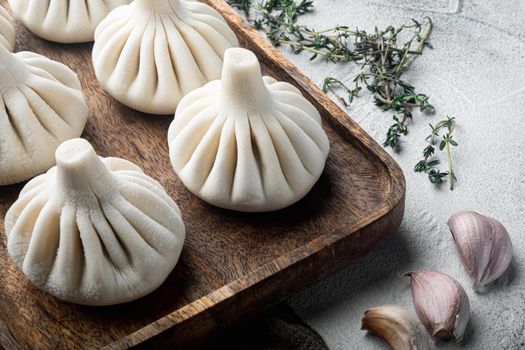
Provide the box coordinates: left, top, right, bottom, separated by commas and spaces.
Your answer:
405, 270, 470, 341
361, 304, 431, 350
0, 5, 15, 51
448, 211, 513, 290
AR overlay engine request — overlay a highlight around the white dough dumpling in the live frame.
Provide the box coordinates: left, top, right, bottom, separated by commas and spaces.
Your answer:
168, 48, 330, 212
5, 138, 186, 306
0, 4, 15, 51
7, 0, 132, 43
92, 0, 239, 115
0, 44, 88, 186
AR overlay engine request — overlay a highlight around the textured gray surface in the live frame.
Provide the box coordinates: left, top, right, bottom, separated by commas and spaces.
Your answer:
278, 1, 525, 349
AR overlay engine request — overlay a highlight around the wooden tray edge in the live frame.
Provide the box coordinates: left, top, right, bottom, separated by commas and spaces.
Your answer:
106, 196, 405, 349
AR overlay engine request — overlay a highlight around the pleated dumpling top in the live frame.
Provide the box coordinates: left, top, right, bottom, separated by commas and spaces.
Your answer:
0, 44, 88, 186
7, 0, 132, 43
5, 138, 186, 306
0, 4, 15, 51
92, 0, 239, 115
168, 48, 330, 212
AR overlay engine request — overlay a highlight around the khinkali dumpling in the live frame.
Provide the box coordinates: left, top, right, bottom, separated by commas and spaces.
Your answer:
5, 138, 186, 306
7, 0, 132, 43
92, 0, 239, 115
0, 5, 15, 51
168, 48, 330, 212
0, 44, 88, 186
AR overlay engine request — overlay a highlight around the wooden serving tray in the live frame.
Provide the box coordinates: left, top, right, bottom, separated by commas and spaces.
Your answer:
0, 0, 405, 348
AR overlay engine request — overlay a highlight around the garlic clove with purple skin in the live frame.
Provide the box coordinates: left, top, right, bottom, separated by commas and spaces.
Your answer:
405, 270, 470, 342
361, 304, 431, 350
448, 211, 513, 291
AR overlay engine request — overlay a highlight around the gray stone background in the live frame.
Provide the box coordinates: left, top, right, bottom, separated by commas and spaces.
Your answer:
272, 0, 525, 349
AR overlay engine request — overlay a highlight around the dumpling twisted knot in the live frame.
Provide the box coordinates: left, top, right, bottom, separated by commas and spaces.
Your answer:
0, 5, 15, 51
92, 0, 239, 115
168, 48, 330, 212
7, 0, 132, 43
5, 138, 186, 306
0, 44, 88, 186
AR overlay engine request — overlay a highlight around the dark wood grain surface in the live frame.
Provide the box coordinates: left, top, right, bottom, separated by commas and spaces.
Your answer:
0, 0, 405, 348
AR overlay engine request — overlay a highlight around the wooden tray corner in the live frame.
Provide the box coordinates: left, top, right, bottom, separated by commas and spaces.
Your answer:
0, 0, 405, 348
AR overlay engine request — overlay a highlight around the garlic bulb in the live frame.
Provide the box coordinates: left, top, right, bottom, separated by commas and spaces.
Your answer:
405, 270, 470, 341
7, 0, 132, 43
168, 48, 330, 212
448, 211, 513, 290
92, 0, 239, 115
0, 44, 88, 186
361, 304, 431, 350
5, 138, 186, 306
0, 4, 15, 51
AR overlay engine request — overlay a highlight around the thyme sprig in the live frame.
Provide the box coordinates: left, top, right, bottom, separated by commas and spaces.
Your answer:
414, 116, 458, 190
230, 0, 434, 147
228, 0, 253, 17
227, 0, 459, 189
314, 19, 435, 148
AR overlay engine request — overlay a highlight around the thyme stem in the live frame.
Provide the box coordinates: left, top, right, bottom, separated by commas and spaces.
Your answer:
227, 0, 458, 189
446, 140, 454, 190
414, 116, 458, 190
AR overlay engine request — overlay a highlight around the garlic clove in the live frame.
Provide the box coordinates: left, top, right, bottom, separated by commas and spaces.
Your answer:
361, 304, 431, 350
448, 211, 513, 290
405, 270, 470, 342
